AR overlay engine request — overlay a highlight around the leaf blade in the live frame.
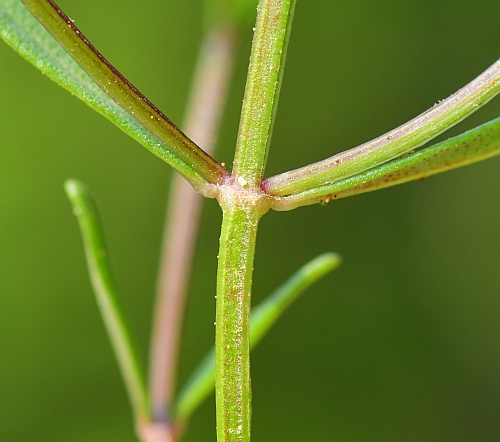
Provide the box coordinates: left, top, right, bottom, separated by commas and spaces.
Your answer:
274, 117, 500, 209
263, 59, 500, 197
64, 179, 149, 424
0, 0, 228, 190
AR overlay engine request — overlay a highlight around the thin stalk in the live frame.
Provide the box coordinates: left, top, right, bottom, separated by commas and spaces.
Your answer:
215, 195, 268, 442
20, 0, 230, 186
232, 0, 297, 187
215, 1, 296, 440
148, 23, 237, 430
262, 59, 500, 196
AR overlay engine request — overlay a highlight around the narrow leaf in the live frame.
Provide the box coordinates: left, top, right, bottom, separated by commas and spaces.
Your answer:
64, 179, 149, 423
173, 252, 341, 422
0, 0, 229, 190
273, 117, 500, 210
263, 59, 500, 197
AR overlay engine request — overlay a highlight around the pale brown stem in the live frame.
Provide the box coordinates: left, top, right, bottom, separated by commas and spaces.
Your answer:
148, 23, 237, 429
138, 421, 179, 442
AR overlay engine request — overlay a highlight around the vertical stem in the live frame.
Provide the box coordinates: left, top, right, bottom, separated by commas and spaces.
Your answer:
215, 1, 296, 440
232, 0, 296, 187
148, 23, 237, 433
216, 196, 264, 442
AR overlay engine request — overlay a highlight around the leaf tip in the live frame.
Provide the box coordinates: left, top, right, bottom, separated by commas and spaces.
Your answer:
306, 252, 342, 275
64, 178, 84, 197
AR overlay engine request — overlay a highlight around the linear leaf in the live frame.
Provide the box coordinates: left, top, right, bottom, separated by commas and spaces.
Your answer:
64, 179, 149, 423
263, 59, 500, 197
0, 0, 229, 190
273, 117, 500, 209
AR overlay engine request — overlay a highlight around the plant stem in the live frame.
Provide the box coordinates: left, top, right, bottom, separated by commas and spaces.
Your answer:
149, 23, 237, 428
214, 2, 296, 440
215, 194, 267, 442
232, 0, 296, 187
174, 252, 341, 424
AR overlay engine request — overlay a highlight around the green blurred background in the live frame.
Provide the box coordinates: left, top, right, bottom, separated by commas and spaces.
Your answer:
1, 1, 500, 440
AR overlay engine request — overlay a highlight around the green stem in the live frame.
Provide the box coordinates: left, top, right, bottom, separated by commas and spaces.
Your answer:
216, 193, 267, 442
20, 0, 230, 186
174, 253, 341, 424
232, 0, 296, 187
214, 2, 296, 440
262, 59, 500, 196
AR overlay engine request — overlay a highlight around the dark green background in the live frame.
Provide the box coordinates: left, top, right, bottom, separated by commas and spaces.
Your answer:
1, 1, 500, 440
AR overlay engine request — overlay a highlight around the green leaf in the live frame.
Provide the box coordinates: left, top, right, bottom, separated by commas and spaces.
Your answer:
174, 252, 341, 423
274, 117, 500, 209
263, 59, 500, 197
64, 179, 149, 423
0, 0, 228, 190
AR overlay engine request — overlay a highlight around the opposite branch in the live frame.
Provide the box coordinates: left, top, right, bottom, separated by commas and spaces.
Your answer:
215, 1, 297, 440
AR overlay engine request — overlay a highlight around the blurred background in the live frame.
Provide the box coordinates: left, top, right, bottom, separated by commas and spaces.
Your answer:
1, 1, 500, 440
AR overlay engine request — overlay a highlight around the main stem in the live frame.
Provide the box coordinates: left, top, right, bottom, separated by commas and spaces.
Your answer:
215, 1, 295, 440
216, 190, 264, 442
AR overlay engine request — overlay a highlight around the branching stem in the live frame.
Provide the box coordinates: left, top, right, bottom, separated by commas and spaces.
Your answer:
214, 1, 296, 440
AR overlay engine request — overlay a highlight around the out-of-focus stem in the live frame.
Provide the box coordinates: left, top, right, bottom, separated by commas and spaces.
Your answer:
148, 23, 237, 431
